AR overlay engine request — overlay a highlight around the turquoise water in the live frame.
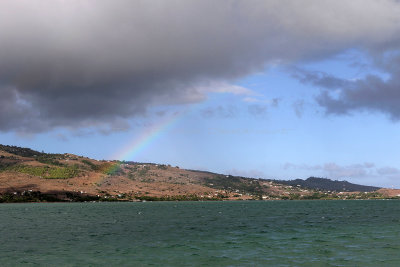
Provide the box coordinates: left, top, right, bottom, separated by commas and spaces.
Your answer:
1, 200, 400, 266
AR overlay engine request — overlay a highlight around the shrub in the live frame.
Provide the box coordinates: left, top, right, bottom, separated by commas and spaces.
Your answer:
157, 164, 168, 170
82, 159, 99, 170
36, 156, 63, 166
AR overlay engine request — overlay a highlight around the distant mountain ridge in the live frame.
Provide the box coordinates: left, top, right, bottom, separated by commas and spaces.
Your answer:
277, 177, 380, 192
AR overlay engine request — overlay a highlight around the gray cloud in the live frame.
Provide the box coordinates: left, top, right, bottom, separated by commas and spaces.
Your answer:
292, 55, 400, 120
201, 103, 275, 119
316, 70, 400, 120
247, 104, 268, 117
377, 166, 400, 175
271, 98, 281, 108
291, 68, 350, 89
201, 105, 238, 119
292, 100, 305, 118
1, 0, 400, 132
54, 133, 69, 142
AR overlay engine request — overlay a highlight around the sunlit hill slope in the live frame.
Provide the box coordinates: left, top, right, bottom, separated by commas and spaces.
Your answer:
0, 144, 397, 202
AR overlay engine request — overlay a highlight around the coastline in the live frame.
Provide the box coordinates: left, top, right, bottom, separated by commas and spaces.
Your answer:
1, 190, 399, 204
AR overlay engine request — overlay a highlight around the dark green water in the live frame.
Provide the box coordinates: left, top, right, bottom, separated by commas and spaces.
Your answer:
1, 200, 400, 266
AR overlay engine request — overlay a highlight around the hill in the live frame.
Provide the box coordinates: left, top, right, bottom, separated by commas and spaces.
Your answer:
0, 144, 393, 202
276, 177, 380, 192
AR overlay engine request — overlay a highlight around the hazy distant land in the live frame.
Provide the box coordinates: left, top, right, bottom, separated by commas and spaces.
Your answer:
0, 144, 398, 203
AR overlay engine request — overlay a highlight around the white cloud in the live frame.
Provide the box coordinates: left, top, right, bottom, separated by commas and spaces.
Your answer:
194, 82, 259, 96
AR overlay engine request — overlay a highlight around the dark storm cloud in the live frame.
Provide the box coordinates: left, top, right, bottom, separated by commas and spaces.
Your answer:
1, 0, 400, 132
293, 54, 400, 120
316, 74, 400, 119
290, 68, 350, 89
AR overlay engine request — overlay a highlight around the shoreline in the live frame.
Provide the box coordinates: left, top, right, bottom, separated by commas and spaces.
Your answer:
1, 197, 399, 204
2, 189, 399, 203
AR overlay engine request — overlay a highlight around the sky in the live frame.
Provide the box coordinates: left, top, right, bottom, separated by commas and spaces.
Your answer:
1, 0, 400, 187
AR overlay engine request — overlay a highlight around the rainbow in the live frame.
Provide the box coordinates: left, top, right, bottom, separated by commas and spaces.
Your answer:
105, 112, 184, 174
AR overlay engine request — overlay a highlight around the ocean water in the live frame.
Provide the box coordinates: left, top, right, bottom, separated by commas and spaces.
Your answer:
1, 201, 400, 266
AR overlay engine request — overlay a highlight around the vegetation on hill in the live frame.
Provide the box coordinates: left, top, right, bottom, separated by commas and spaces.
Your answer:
0, 144, 44, 157
0, 160, 17, 170
203, 175, 265, 195
6, 165, 80, 179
